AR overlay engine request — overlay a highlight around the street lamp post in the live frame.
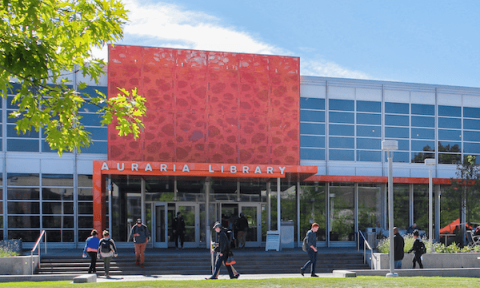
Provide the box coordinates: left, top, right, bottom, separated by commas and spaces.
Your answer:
425, 158, 435, 253
382, 140, 398, 277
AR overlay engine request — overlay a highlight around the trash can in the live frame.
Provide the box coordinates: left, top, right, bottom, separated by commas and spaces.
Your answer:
281, 221, 294, 249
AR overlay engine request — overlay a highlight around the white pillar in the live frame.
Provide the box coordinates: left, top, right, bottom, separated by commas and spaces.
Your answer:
277, 178, 281, 234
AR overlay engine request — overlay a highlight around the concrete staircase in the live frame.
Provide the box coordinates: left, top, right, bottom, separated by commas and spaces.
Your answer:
37, 248, 369, 276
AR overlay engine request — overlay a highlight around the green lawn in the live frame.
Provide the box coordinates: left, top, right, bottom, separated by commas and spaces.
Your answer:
0, 277, 479, 288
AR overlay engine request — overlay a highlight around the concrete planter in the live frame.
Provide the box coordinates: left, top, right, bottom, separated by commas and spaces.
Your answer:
370, 252, 480, 270
0, 255, 40, 275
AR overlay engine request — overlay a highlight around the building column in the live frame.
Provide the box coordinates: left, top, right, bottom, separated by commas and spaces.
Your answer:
92, 161, 106, 233
435, 185, 441, 241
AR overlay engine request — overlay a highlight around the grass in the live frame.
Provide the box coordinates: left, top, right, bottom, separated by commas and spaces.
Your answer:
0, 277, 480, 288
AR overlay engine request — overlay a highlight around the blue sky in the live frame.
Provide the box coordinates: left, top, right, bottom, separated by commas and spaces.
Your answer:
96, 0, 480, 88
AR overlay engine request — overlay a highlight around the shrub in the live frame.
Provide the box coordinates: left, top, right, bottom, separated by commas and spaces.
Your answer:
377, 235, 432, 253
0, 247, 19, 257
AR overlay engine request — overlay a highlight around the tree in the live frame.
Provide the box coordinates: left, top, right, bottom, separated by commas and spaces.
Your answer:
0, 0, 146, 154
443, 155, 480, 246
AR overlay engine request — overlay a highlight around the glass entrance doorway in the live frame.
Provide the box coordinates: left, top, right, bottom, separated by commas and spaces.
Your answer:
218, 203, 262, 247
153, 202, 200, 248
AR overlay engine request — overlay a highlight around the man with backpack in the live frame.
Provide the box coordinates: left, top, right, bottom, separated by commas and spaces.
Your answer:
173, 212, 186, 250
300, 223, 319, 277
206, 222, 239, 279
407, 230, 425, 269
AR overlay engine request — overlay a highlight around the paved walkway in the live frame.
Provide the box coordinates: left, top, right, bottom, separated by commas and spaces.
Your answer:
94, 273, 337, 282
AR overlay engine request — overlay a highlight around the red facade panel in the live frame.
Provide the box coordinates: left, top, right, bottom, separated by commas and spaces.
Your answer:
108, 45, 300, 165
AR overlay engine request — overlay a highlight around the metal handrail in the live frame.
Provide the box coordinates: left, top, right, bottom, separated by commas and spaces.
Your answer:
30, 230, 47, 275
358, 231, 377, 269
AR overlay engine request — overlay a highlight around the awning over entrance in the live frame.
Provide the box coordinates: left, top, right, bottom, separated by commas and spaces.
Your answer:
92, 160, 318, 233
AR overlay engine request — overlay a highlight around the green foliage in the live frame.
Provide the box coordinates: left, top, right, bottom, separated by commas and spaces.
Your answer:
0, 0, 146, 154
0, 246, 19, 257
377, 235, 432, 253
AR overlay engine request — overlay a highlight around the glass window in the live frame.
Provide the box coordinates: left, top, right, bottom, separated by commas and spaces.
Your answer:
464, 119, 480, 130
8, 216, 40, 228
78, 216, 93, 228
385, 102, 409, 114
300, 148, 325, 160
6, 125, 39, 138
357, 125, 381, 137
301, 110, 325, 122
385, 127, 409, 139
7, 139, 39, 152
438, 117, 461, 129
464, 143, 480, 154
329, 149, 354, 161
9, 230, 40, 242
301, 123, 325, 135
464, 107, 480, 119
43, 202, 74, 214
42, 216, 74, 229
329, 99, 354, 111
329, 137, 354, 149
413, 185, 435, 238
439, 153, 461, 164
438, 141, 461, 153
464, 131, 480, 142
329, 184, 354, 241
411, 140, 435, 151
411, 152, 434, 163
78, 175, 93, 187
411, 128, 435, 139
411, 104, 434, 115
411, 116, 435, 128
7, 173, 39, 186
390, 152, 409, 163
438, 105, 461, 117
329, 124, 354, 136
385, 115, 409, 126
8, 202, 40, 214
390, 184, 409, 230
357, 138, 381, 150
357, 113, 381, 125
438, 129, 462, 141
78, 113, 104, 126
42, 174, 73, 187
301, 98, 325, 110
7, 188, 40, 200
357, 100, 381, 113
358, 185, 382, 232
85, 127, 108, 141
78, 188, 93, 201
357, 150, 381, 162
329, 111, 354, 124
299, 183, 326, 241
78, 202, 93, 214
300, 135, 325, 148
80, 141, 108, 154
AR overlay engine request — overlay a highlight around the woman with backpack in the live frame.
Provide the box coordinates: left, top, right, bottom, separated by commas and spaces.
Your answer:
98, 230, 118, 277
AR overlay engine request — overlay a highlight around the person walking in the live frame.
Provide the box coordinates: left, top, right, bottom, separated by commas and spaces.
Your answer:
173, 212, 186, 250
82, 229, 100, 274
393, 227, 405, 269
98, 230, 118, 277
207, 222, 239, 280
235, 213, 249, 249
129, 218, 150, 268
300, 223, 319, 277
407, 230, 424, 269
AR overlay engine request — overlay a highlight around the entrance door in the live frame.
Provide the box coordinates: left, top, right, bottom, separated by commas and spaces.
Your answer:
154, 203, 168, 248
175, 203, 200, 248
239, 203, 262, 247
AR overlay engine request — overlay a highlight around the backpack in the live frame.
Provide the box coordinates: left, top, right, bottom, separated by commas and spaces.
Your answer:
302, 235, 308, 252
100, 239, 112, 254
418, 240, 426, 255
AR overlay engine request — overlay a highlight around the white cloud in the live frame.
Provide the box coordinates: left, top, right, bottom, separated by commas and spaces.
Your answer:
301, 59, 374, 80
90, 0, 374, 81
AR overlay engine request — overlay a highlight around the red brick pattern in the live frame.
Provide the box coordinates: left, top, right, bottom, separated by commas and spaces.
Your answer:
107, 46, 300, 165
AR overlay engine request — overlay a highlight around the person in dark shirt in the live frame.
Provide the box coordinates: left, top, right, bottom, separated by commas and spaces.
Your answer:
300, 223, 319, 277
207, 222, 239, 280
407, 230, 424, 269
173, 212, 186, 250
393, 227, 405, 269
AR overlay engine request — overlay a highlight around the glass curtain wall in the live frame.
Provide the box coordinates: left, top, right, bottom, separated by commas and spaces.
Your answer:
357, 184, 382, 232
413, 184, 435, 238
329, 183, 355, 241
299, 182, 326, 241
388, 184, 409, 231
270, 181, 297, 239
